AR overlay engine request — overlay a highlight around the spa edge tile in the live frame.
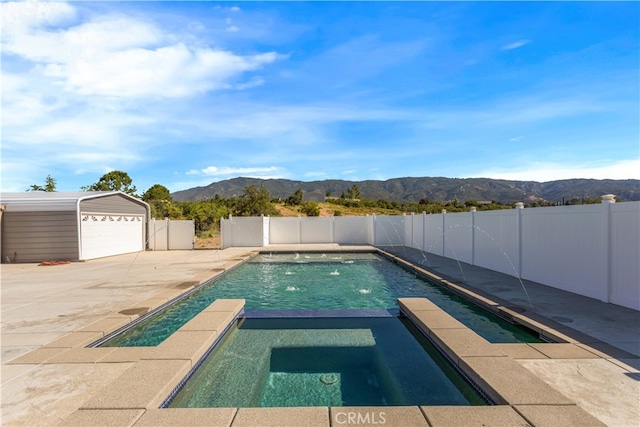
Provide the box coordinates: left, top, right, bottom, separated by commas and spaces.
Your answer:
331, 406, 428, 427
81, 359, 191, 410
174, 280, 201, 290
134, 408, 237, 427
57, 409, 145, 427
76, 317, 131, 336
97, 347, 155, 363
232, 407, 329, 427
202, 298, 246, 315
514, 404, 607, 427
179, 311, 235, 332
151, 290, 186, 302
194, 269, 226, 283
527, 343, 602, 359
421, 405, 530, 427
408, 309, 468, 331
142, 330, 218, 365
398, 297, 442, 312
428, 328, 507, 363
459, 356, 574, 406
124, 297, 170, 312
45, 347, 117, 364
492, 343, 549, 359
43, 331, 103, 348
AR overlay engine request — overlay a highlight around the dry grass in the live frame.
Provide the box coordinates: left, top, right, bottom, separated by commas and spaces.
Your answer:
276, 203, 403, 217
194, 235, 221, 249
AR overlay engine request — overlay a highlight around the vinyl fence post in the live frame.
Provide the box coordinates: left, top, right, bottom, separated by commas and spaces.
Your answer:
441, 209, 446, 257
470, 207, 477, 266
515, 202, 524, 278
601, 194, 616, 303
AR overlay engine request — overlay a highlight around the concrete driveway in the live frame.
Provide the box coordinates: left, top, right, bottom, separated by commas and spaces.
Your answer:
1, 248, 256, 426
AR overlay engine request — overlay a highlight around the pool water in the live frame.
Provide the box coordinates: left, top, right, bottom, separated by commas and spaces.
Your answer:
167, 317, 487, 408
101, 252, 541, 347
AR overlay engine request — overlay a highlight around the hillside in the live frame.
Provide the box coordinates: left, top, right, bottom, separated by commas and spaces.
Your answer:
172, 177, 640, 204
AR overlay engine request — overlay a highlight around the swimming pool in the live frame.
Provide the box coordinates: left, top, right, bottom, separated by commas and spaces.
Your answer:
165, 317, 488, 408
99, 252, 541, 347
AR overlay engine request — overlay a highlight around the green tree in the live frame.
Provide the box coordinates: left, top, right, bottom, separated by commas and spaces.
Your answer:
142, 184, 177, 219
148, 200, 183, 219
82, 171, 137, 196
300, 201, 320, 216
286, 189, 304, 206
142, 184, 172, 202
28, 175, 57, 192
344, 184, 360, 199
182, 199, 229, 235
234, 185, 278, 216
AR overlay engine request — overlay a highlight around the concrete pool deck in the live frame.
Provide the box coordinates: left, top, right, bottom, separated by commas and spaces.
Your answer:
1, 244, 638, 426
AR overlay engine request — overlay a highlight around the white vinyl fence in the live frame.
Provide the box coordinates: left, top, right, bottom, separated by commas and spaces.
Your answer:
148, 219, 194, 250
220, 200, 640, 311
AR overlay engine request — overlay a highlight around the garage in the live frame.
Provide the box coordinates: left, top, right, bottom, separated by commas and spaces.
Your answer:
0, 192, 150, 263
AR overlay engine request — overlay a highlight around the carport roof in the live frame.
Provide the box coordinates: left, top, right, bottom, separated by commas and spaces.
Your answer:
0, 191, 146, 212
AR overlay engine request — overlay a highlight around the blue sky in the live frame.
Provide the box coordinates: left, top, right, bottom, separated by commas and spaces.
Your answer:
2, 1, 638, 194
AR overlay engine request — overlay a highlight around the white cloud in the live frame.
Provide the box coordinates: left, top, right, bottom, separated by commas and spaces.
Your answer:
186, 166, 284, 177
172, 165, 290, 192
57, 45, 281, 98
501, 40, 530, 51
1, 1, 76, 35
1, 1, 288, 191
214, 5, 241, 13
1, 2, 283, 98
472, 159, 640, 182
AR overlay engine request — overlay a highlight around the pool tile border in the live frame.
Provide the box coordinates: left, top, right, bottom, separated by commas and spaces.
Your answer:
80, 359, 192, 410
62, 295, 604, 426
421, 405, 530, 426
41, 248, 623, 426
133, 408, 237, 427
331, 406, 427, 426
378, 248, 639, 360
400, 297, 606, 425
232, 407, 329, 427
84, 259, 249, 348
57, 409, 145, 427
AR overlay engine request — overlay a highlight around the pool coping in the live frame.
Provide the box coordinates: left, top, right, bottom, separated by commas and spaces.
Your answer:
8, 248, 624, 426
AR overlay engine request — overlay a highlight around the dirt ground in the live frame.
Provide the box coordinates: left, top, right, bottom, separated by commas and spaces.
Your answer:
194, 235, 221, 249
275, 204, 335, 217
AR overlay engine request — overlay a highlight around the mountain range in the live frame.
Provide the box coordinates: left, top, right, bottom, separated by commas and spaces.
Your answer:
172, 177, 640, 204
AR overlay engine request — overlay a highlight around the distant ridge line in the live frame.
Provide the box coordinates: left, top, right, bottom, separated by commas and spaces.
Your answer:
172, 176, 640, 204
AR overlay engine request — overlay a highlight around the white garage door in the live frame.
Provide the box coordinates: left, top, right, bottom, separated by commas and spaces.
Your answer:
80, 213, 145, 260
